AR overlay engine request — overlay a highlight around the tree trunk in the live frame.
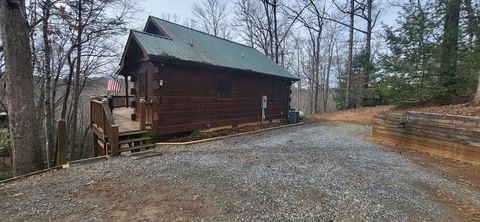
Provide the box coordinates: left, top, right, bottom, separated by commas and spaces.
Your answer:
464, 0, 480, 105
42, 0, 54, 167
439, 0, 461, 101
313, 34, 321, 114
61, 55, 75, 120
273, 0, 279, 64
362, 0, 373, 105
345, 0, 355, 109
474, 72, 480, 105
324, 40, 333, 113
70, 0, 83, 160
314, 71, 319, 113
309, 79, 314, 114
0, 0, 44, 175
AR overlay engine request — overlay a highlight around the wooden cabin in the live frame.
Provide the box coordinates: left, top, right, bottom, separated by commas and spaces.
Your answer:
115, 16, 298, 136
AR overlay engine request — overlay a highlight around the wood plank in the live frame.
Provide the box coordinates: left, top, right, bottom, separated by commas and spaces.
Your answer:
119, 130, 149, 137
54, 120, 67, 166
156, 112, 281, 126
155, 117, 262, 135
119, 144, 155, 152
407, 111, 480, 123
373, 130, 480, 165
373, 112, 480, 165
112, 107, 140, 132
373, 124, 480, 147
119, 137, 151, 144
372, 120, 480, 140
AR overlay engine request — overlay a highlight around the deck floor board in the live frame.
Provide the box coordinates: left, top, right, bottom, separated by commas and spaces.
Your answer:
113, 108, 139, 133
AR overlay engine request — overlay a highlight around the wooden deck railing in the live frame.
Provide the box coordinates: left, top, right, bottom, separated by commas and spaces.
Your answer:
111, 95, 134, 108
90, 97, 119, 157
373, 112, 480, 165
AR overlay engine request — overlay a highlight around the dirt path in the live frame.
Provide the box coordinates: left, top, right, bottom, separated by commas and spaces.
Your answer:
310, 105, 395, 125
1, 122, 479, 221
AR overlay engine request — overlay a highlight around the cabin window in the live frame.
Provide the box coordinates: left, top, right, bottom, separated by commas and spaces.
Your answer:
273, 81, 285, 100
217, 78, 232, 99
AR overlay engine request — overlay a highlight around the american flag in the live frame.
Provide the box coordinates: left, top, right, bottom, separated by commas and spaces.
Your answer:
107, 76, 121, 93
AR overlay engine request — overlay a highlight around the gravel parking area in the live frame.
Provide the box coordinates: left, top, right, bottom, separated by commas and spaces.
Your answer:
1, 121, 479, 221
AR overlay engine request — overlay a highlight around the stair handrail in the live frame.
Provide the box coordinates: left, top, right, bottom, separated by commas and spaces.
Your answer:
90, 96, 119, 157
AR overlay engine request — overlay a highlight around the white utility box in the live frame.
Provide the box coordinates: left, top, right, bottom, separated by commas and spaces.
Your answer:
261, 95, 268, 109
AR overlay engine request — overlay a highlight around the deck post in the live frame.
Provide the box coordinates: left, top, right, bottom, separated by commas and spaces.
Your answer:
54, 120, 67, 166
140, 98, 146, 130
125, 76, 129, 107
110, 125, 119, 157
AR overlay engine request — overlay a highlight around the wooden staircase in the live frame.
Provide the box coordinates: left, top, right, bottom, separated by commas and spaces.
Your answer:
117, 130, 155, 153
91, 97, 155, 157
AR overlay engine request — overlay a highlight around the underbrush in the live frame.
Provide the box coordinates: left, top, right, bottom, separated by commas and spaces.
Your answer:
0, 170, 11, 181
0, 132, 11, 181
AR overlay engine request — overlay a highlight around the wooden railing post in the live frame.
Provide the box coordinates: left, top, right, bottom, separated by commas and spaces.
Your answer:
140, 98, 146, 130
110, 125, 119, 157
54, 120, 67, 166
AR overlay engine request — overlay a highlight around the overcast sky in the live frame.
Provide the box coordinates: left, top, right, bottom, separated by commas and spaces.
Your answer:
138, 0, 400, 29
143, 0, 197, 18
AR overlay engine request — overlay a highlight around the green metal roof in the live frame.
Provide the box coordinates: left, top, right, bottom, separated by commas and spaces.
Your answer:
130, 16, 297, 80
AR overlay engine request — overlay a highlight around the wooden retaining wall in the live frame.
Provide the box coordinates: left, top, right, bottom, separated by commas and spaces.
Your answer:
372, 112, 480, 165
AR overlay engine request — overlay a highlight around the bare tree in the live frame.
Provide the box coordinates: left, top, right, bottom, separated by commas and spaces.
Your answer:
296, 1, 326, 114
160, 13, 181, 23
352, 0, 381, 105
40, 0, 55, 167
59, 0, 137, 160
0, 0, 44, 175
191, 0, 230, 39
69, 0, 83, 160
234, 0, 256, 47
234, 0, 272, 55
323, 23, 339, 113
346, 0, 355, 108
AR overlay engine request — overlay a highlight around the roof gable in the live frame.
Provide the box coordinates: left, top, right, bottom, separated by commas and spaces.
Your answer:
143, 19, 169, 37
122, 16, 297, 80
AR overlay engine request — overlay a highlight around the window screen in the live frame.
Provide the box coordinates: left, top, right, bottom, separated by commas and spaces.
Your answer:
218, 78, 232, 99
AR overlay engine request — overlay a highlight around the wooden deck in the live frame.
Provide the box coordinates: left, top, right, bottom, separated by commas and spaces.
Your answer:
112, 108, 139, 132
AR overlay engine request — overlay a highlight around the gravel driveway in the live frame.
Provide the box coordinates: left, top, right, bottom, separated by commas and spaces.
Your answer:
1, 121, 479, 221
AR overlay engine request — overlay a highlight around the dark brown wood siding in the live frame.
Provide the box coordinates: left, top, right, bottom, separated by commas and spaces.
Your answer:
131, 62, 291, 135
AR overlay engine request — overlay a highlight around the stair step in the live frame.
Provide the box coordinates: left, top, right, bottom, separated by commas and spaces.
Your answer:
119, 137, 151, 144
119, 130, 149, 137
119, 144, 156, 152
